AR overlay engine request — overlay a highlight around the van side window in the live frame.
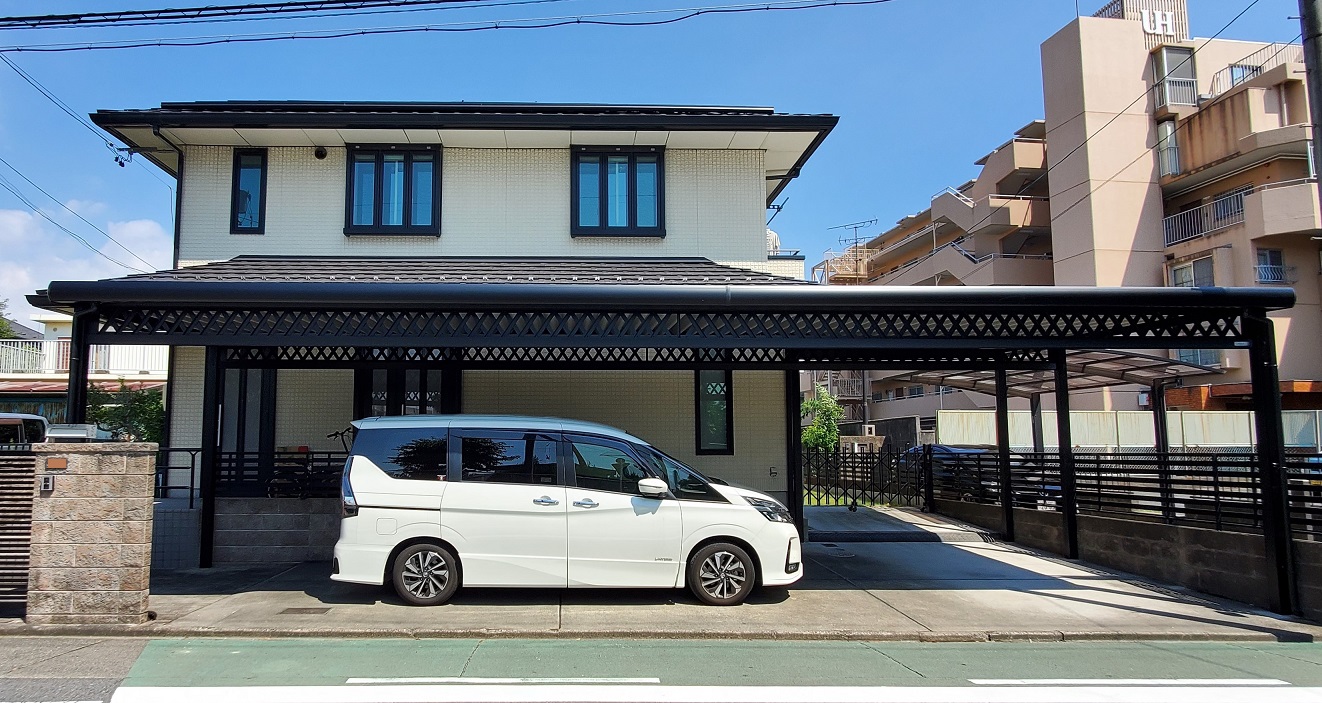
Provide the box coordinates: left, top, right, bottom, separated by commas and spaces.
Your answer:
0, 422, 20, 444
458, 432, 558, 485
351, 428, 448, 481
569, 437, 648, 495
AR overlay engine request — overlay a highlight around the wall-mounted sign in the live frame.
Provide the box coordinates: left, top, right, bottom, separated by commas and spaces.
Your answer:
1142, 9, 1177, 36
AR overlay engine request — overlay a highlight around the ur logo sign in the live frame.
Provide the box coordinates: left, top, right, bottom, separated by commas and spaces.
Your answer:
1142, 9, 1177, 36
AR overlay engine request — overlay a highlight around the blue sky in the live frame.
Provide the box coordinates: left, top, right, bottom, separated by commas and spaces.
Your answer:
0, 0, 1300, 322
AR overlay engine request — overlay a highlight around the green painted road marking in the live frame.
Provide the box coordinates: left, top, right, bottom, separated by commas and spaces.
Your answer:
120, 639, 1322, 688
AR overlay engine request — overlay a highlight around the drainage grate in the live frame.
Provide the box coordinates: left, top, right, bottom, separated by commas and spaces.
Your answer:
278, 607, 331, 615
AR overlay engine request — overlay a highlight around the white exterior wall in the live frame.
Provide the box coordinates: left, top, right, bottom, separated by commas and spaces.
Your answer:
465, 370, 788, 495
275, 369, 355, 451
177, 145, 777, 271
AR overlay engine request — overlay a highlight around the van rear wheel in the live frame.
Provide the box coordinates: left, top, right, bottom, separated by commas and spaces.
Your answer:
392, 543, 460, 606
687, 542, 755, 606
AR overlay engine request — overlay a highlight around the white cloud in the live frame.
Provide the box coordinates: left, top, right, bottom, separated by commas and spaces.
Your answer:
0, 208, 170, 325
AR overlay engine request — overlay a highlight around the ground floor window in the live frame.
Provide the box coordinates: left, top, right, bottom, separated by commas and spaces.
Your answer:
695, 369, 733, 455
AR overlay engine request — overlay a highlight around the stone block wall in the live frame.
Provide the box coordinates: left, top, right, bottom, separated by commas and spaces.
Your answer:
27, 443, 156, 625
213, 497, 339, 563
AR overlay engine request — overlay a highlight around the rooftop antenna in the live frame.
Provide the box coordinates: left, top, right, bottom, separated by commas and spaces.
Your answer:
825, 219, 878, 281
766, 197, 788, 225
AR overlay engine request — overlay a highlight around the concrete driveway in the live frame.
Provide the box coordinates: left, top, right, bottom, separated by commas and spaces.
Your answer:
97, 508, 1319, 641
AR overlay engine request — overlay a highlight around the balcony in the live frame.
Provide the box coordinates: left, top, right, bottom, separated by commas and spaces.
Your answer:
1155, 78, 1198, 109
1243, 178, 1321, 241
0, 340, 168, 376
1162, 191, 1247, 246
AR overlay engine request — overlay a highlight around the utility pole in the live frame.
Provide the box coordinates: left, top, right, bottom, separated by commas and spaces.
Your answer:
1302, 0, 1322, 208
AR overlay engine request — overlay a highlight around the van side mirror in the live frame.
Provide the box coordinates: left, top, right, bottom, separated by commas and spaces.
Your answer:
638, 477, 669, 497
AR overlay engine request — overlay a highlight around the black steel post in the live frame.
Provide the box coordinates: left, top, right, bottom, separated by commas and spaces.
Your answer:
198, 346, 223, 569
1030, 393, 1045, 454
441, 366, 463, 414
922, 443, 935, 513
1245, 312, 1297, 614
63, 304, 97, 425
785, 369, 805, 539
1152, 380, 1174, 521
995, 365, 1015, 541
1051, 348, 1079, 559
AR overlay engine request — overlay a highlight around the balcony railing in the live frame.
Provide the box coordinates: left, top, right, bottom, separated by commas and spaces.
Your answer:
1255, 264, 1294, 284
1162, 191, 1248, 246
0, 340, 168, 375
1208, 43, 1304, 97
1156, 78, 1198, 108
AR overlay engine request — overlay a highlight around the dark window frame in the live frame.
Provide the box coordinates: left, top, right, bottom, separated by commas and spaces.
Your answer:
694, 369, 734, 456
570, 146, 665, 237
230, 148, 268, 234
343, 144, 442, 237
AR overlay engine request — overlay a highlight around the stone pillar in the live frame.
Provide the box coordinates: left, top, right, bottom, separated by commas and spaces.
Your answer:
26, 443, 156, 625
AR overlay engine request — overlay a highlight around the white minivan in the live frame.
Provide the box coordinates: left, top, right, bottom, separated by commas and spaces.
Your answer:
332, 415, 802, 606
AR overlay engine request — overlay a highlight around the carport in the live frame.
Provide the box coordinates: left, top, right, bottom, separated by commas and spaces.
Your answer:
29, 265, 1298, 612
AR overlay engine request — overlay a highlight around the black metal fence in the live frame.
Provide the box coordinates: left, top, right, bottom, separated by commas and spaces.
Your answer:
215, 450, 347, 498
914, 448, 1322, 539
802, 448, 923, 508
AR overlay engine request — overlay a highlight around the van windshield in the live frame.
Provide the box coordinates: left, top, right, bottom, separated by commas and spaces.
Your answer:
640, 447, 725, 502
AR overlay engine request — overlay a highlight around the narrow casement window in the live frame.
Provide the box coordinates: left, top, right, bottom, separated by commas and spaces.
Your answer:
230, 149, 267, 233
695, 369, 734, 455
344, 146, 440, 235
572, 148, 664, 236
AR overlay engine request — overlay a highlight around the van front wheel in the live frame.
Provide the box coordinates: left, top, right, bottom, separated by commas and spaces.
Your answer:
687, 542, 755, 606
391, 543, 460, 606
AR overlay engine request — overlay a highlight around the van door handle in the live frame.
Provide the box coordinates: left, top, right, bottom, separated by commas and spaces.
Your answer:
533, 496, 560, 506
573, 499, 599, 509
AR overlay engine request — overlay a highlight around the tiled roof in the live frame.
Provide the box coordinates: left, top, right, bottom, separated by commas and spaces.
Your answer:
120, 256, 809, 285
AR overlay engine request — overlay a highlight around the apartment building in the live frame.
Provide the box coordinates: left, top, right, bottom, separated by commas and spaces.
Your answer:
0, 313, 167, 421
812, 0, 1321, 427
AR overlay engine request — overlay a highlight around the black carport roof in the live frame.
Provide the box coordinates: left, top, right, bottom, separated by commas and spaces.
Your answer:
29, 256, 1295, 367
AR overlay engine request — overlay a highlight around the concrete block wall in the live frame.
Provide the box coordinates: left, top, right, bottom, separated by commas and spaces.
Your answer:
213, 498, 340, 563
1294, 540, 1322, 621
27, 443, 156, 625
177, 145, 773, 270
464, 369, 789, 498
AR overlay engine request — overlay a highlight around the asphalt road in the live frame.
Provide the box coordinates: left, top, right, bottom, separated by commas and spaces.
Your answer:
4, 637, 1322, 702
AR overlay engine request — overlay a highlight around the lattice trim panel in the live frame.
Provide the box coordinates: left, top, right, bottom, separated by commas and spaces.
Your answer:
95, 307, 1247, 348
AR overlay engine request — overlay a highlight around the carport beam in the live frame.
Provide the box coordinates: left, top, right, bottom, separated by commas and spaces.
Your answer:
1051, 349, 1079, 559
995, 366, 1014, 541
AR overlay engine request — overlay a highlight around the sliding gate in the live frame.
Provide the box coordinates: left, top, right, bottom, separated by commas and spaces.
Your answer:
802, 449, 924, 509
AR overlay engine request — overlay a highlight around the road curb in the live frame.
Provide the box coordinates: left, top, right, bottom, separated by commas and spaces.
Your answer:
0, 622, 1296, 642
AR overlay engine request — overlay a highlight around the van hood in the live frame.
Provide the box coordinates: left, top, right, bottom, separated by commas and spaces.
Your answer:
711, 482, 784, 508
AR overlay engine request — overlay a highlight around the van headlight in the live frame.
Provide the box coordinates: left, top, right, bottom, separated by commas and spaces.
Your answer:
744, 496, 792, 523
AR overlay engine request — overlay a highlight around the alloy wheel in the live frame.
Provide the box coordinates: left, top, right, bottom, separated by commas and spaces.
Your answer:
699, 550, 746, 600
401, 549, 450, 599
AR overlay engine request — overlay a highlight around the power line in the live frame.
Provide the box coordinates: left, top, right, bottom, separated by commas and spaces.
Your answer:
0, 0, 513, 30
0, 155, 158, 270
0, 53, 177, 230
0, 0, 896, 53
0, 173, 148, 274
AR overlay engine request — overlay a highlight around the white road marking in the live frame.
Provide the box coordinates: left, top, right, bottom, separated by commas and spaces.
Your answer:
346, 677, 662, 684
108, 683, 1322, 703
970, 679, 1291, 686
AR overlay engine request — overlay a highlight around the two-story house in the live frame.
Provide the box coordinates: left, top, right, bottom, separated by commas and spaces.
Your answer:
65, 101, 835, 564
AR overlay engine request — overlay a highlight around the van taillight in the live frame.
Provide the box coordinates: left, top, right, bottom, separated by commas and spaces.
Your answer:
341, 460, 358, 518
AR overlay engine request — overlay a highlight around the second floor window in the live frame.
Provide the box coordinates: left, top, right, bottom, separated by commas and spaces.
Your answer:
231, 149, 267, 234
345, 146, 440, 235
572, 148, 663, 236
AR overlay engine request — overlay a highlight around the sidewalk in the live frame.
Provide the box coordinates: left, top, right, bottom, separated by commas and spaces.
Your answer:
2, 507, 1319, 641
